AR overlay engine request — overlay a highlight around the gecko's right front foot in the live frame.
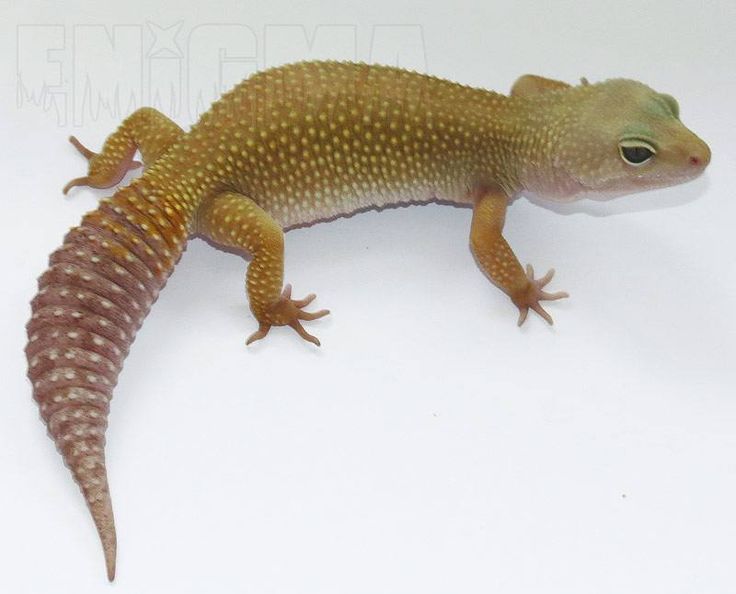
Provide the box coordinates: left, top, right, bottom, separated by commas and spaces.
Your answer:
246, 284, 330, 347
512, 265, 569, 326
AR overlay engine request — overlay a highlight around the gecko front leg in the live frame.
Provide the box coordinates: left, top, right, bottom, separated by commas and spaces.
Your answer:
196, 192, 329, 346
469, 186, 569, 325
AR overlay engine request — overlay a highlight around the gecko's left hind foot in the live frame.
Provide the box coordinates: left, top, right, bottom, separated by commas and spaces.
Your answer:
63, 135, 142, 194
246, 284, 330, 346
513, 265, 569, 326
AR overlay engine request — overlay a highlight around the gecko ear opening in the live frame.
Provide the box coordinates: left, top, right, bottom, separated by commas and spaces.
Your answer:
510, 74, 571, 97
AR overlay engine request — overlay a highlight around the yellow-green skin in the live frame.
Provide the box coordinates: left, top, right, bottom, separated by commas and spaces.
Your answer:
27, 61, 710, 581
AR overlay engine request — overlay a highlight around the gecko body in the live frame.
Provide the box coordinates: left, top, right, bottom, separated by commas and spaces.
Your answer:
25, 61, 710, 580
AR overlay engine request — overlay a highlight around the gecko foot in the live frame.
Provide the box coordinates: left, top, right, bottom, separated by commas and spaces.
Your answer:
246, 284, 330, 346
63, 136, 142, 195
513, 265, 569, 326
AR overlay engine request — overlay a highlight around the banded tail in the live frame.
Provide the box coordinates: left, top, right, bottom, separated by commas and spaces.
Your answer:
25, 174, 193, 580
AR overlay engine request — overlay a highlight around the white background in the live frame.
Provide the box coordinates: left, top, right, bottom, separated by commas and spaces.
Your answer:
2, 1, 735, 592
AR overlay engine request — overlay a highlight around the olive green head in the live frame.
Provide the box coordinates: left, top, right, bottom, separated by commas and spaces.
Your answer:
525, 78, 711, 201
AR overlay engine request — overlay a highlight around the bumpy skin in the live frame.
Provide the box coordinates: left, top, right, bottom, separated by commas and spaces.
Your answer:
25, 61, 710, 580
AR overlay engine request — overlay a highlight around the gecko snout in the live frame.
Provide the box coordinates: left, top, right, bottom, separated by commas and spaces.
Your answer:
687, 137, 711, 170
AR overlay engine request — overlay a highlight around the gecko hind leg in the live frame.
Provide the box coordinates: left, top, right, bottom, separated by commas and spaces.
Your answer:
197, 191, 330, 346
63, 107, 184, 194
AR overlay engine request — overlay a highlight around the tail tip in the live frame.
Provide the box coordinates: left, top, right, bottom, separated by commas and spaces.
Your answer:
101, 526, 116, 581
106, 555, 116, 582
89, 495, 117, 582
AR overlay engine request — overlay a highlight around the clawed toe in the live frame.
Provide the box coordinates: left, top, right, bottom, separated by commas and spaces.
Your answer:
246, 323, 271, 345
540, 290, 569, 301
530, 302, 553, 325
296, 308, 329, 321
292, 293, 316, 308
62, 176, 92, 195
69, 135, 96, 160
288, 319, 322, 346
528, 265, 555, 288
517, 302, 554, 327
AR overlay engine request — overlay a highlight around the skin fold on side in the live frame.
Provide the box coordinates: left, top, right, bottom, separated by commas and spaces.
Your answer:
24, 60, 711, 580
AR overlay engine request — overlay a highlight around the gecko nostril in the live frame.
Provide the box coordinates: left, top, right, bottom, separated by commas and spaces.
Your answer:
688, 142, 712, 168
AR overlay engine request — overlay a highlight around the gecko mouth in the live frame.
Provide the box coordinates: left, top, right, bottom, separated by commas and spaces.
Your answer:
637, 169, 705, 189
573, 170, 704, 201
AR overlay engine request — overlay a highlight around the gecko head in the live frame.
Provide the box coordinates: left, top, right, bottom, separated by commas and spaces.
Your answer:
544, 79, 710, 201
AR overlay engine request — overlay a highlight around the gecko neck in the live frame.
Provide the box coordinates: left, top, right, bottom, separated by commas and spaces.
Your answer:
474, 90, 585, 201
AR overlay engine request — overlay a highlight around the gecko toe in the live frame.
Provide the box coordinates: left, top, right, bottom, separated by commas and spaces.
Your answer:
289, 320, 321, 346
531, 302, 554, 325
63, 176, 91, 195
69, 135, 97, 160
292, 293, 316, 308
297, 308, 330, 321
246, 323, 272, 345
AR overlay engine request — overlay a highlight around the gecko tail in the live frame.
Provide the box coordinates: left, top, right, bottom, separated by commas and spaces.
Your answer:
25, 179, 190, 580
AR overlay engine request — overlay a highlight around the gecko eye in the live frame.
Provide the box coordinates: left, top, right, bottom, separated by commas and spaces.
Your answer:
619, 140, 656, 166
